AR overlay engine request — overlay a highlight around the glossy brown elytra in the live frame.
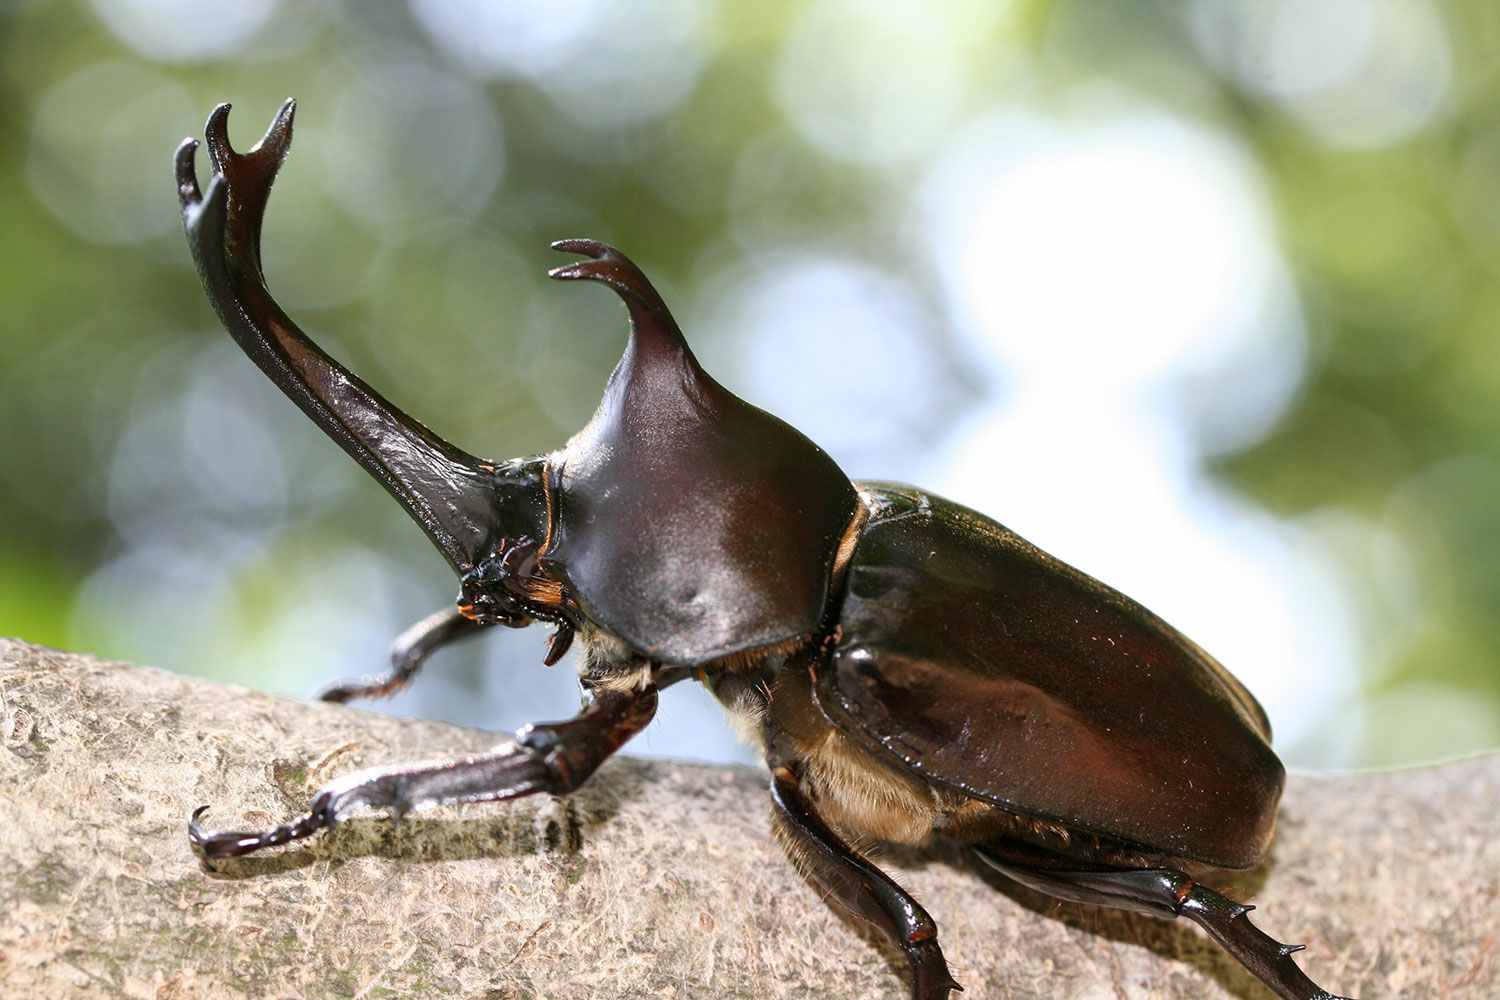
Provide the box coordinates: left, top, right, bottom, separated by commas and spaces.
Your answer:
178, 101, 1351, 1000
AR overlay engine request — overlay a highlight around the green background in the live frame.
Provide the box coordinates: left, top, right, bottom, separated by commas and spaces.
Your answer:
2, 0, 1497, 770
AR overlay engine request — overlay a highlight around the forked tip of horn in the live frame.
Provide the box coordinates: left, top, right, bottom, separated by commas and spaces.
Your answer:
546, 238, 695, 364
183, 172, 229, 239
201, 99, 296, 174
547, 239, 641, 289
204, 102, 233, 172
175, 137, 201, 209
252, 98, 296, 160
546, 238, 655, 301
549, 237, 617, 261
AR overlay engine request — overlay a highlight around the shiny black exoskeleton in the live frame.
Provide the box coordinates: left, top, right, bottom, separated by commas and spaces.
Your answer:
178, 101, 1350, 1000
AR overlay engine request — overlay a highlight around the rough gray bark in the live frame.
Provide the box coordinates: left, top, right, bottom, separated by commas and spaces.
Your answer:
0, 638, 1493, 999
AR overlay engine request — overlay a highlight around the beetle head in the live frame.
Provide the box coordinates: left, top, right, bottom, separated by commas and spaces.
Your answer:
458, 533, 572, 629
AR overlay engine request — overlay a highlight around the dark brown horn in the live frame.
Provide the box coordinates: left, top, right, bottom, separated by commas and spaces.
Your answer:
539, 240, 859, 664
177, 101, 517, 572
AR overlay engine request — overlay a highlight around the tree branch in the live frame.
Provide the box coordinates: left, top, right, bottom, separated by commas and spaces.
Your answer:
0, 638, 1493, 998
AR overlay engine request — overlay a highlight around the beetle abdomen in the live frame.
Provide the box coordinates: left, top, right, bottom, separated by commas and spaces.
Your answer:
814, 483, 1284, 870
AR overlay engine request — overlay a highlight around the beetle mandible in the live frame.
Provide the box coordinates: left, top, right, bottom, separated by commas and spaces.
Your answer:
176, 101, 1351, 1000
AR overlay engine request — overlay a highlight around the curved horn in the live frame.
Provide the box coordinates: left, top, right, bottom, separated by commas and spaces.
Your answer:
548, 239, 696, 372
176, 101, 505, 572
538, 239, 860, 662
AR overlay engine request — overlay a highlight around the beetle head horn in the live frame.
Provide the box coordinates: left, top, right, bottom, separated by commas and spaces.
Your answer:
177, 101, 544, 574
539, 241, 860, 664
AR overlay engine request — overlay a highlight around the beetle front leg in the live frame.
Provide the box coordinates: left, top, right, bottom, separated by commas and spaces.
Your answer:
770, 765, 962, 1000
974, 842, 1351, 1000
318, 605, 484, 704
190, 685, 657, 859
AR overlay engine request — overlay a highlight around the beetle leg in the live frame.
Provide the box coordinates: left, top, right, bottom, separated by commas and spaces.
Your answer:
189, 685, 657, 860
770, 765, 963, 1000
318, 606, 484, 704
974, 843, 1351, 1000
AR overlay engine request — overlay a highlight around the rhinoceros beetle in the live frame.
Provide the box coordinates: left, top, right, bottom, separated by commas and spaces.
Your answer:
177, 101, 1350, 1000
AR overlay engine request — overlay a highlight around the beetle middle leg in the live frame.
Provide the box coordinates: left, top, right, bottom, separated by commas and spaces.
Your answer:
190, 684, 657, 859
318, 606, 484, 704
770, 764, 963, 1000
973, 841, 1351, 1000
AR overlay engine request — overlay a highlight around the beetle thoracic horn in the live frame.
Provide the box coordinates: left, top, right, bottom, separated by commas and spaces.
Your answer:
175, 101, 507, 573
547, 238, 694, 371
539, 238, 859, 663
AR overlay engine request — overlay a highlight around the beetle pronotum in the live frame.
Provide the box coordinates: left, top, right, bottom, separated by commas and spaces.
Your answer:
178, 101, 1351, 1000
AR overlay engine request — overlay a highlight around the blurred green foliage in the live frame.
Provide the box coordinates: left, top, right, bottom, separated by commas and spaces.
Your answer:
1, 0, 1497, 768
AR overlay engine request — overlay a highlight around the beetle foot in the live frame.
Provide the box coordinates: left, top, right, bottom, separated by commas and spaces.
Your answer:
189, 792, 334, 860
907, 939, 962, 999
316, 676, 397, 704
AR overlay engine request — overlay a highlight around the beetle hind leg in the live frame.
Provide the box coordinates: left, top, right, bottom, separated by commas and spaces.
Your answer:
770, 765, 962, 1000
973, 841, 1351, 1000
319, 605, 482, 704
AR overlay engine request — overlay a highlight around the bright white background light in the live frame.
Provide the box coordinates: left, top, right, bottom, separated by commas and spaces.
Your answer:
914, 98, 1362, 764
